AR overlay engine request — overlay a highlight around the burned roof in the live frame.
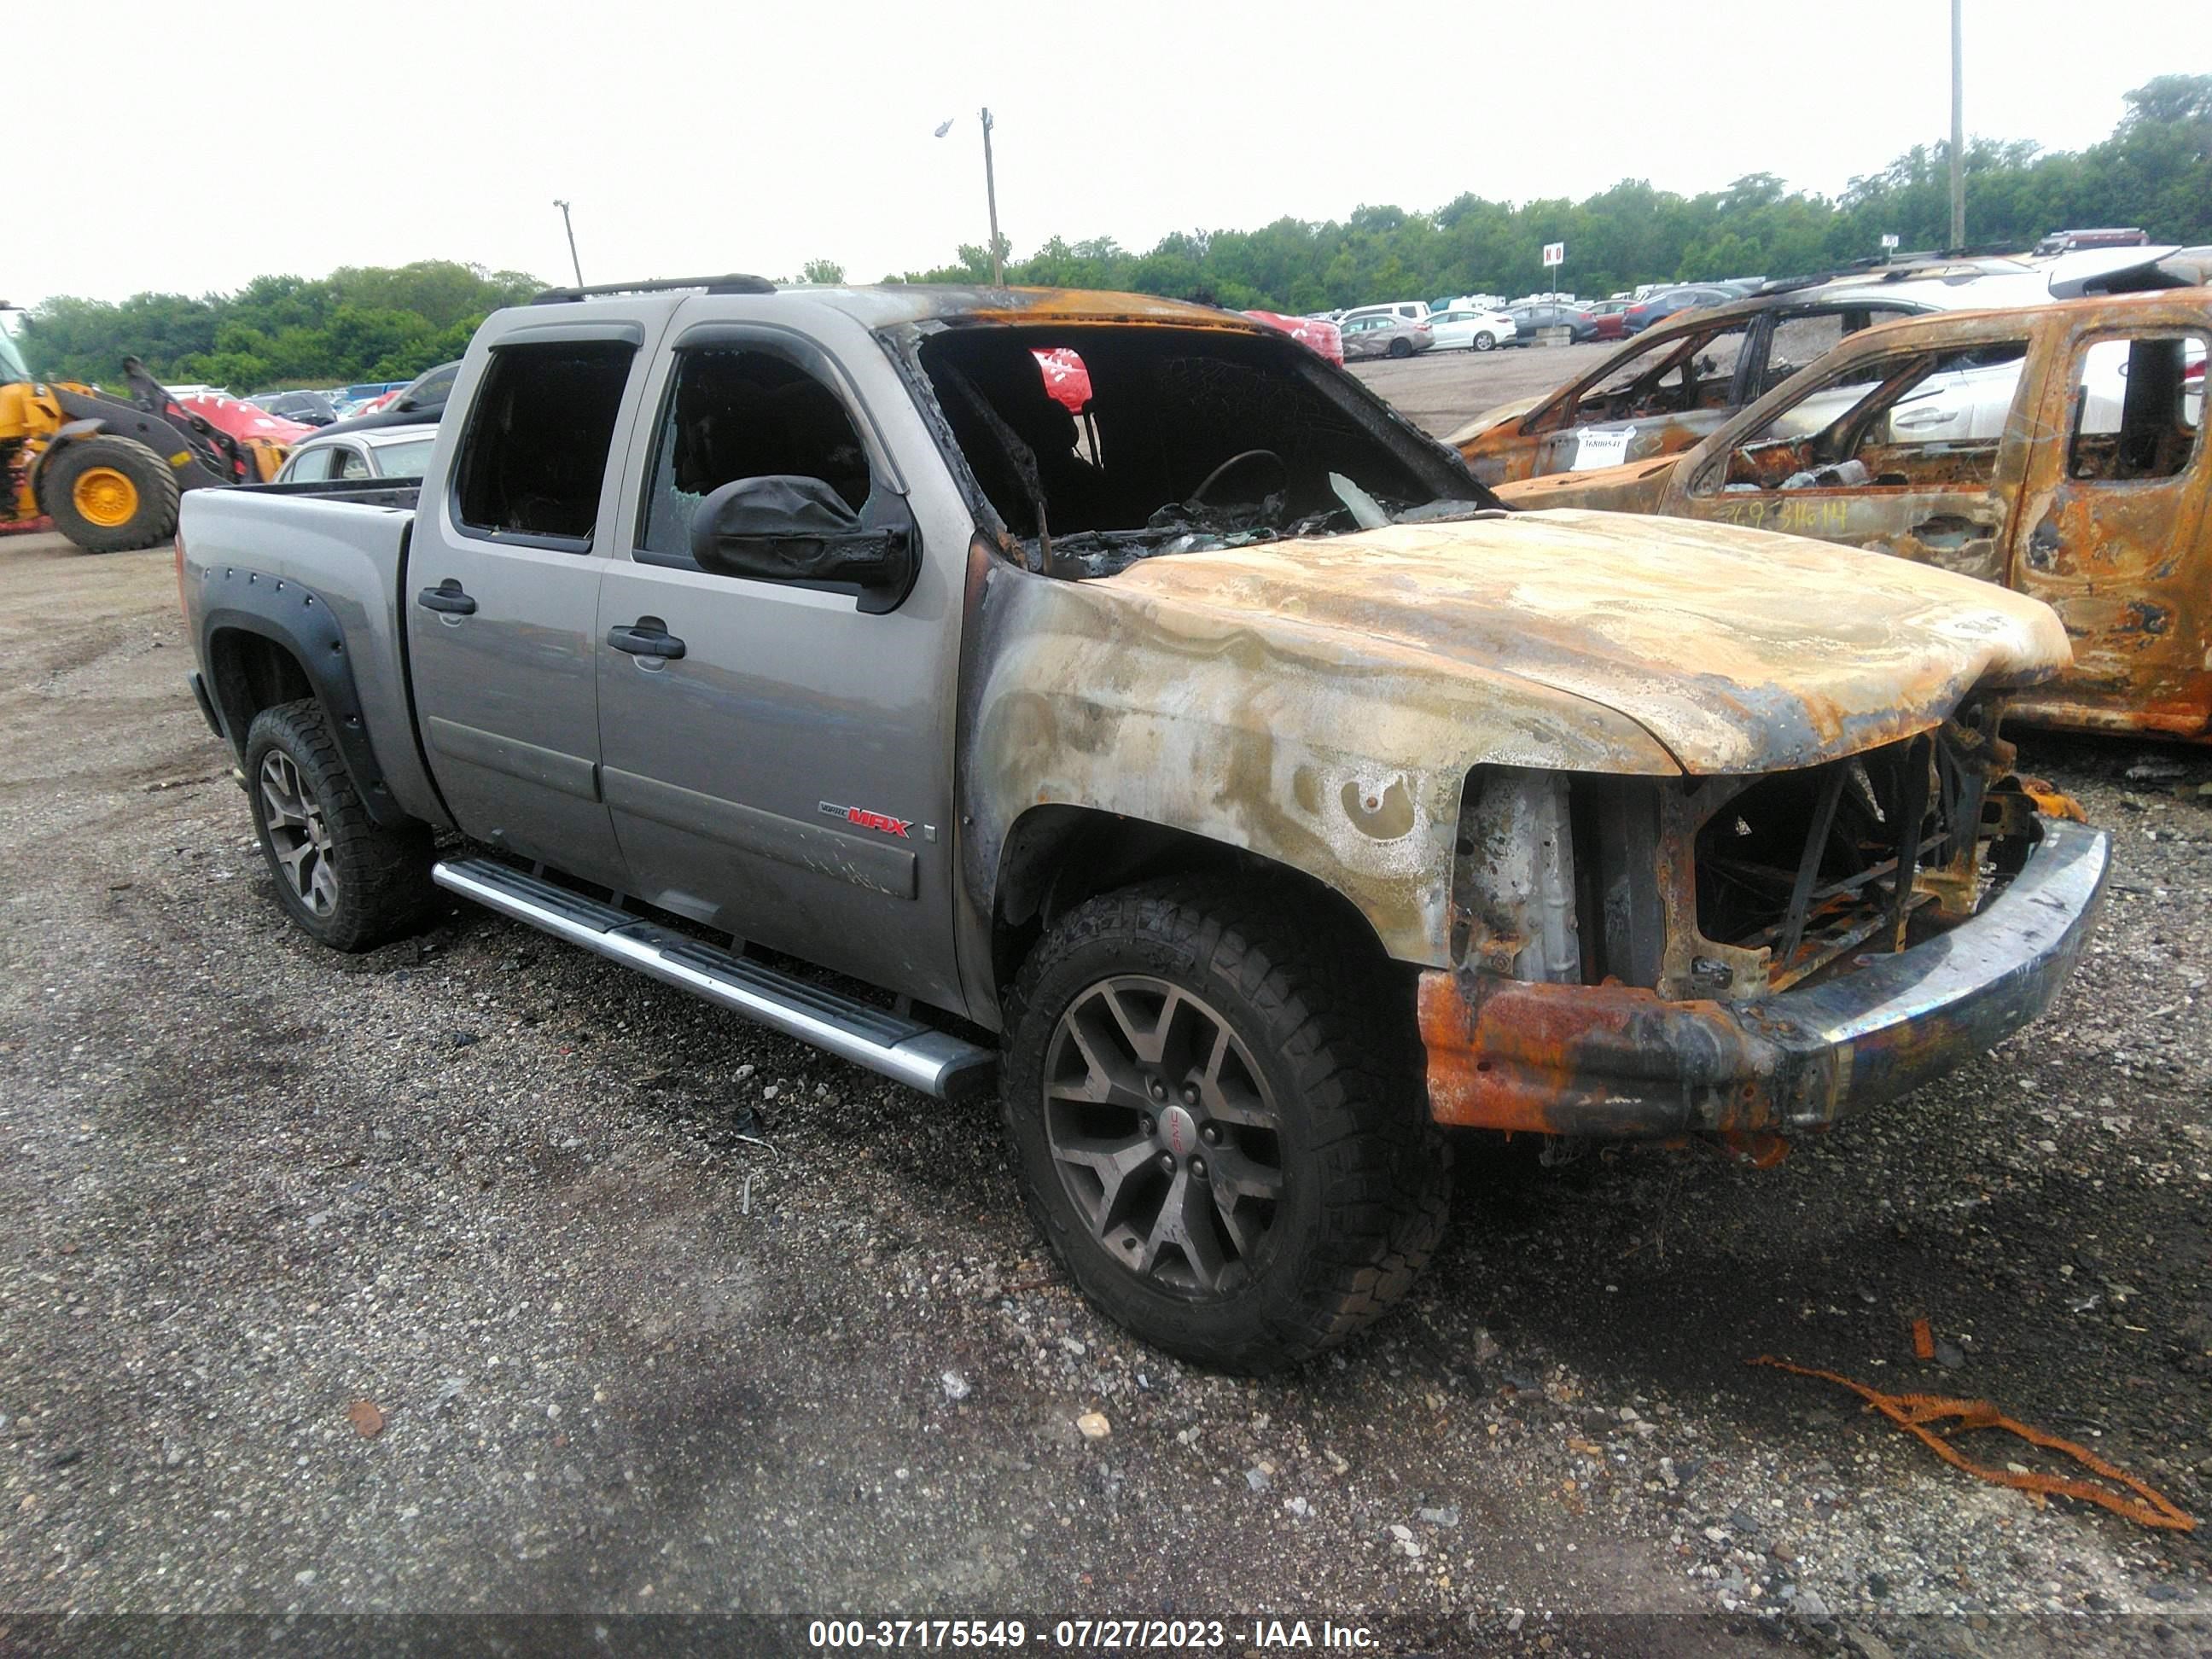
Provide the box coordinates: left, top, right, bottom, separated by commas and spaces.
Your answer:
796, 284, 1272, 335
528, 275, 1272, 336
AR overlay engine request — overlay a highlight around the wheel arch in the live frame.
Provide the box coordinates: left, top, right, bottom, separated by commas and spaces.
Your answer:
22, 420, 111, 505
200, 576, 414, 828
987, 805, 1408, 1023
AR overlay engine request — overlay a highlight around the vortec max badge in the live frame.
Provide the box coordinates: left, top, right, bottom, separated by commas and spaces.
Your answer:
819, 800, 913, 839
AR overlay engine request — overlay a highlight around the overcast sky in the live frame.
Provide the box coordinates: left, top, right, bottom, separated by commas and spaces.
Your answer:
9, 0, 2206, 309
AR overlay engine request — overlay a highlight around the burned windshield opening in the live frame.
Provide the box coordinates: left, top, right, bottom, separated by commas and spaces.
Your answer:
916, 323, 1497, 577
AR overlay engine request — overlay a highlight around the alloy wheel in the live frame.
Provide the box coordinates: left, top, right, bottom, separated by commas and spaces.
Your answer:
1042, 975, 1285, 1295
259, 751, 340, 916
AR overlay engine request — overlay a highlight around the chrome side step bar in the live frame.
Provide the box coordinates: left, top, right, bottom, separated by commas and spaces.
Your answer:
432, 857, 996, 1101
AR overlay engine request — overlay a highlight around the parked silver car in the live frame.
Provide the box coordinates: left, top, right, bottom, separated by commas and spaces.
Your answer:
275, 423, 439, 484
1339, 312, 1435, 360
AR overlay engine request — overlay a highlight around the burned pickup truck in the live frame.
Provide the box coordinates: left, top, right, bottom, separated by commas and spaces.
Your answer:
178, 280, 2106, 1371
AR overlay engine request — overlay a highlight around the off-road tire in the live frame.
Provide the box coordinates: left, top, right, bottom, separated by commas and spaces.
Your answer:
1001, 876, 1451, 1373
40, 435, 182, 554
244, 699, 434, 952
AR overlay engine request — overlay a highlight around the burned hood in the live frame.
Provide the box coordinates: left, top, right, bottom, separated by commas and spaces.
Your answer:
1095, 510, 2071, 774
1492, 454, 1685, 513
1446, 393, 1542, 449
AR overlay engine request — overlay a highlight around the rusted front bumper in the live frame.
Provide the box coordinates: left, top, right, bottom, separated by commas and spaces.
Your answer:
1420, 819, 2110, 1138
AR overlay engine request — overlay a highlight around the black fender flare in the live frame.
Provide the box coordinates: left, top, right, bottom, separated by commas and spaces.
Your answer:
198, 567, 411, 827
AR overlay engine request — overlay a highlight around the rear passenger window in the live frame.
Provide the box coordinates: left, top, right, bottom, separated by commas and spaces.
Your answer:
335, 447, 372, 480
286, 447, 335, 483
2068, 334, 2205, 482
637, 348, 873, 568
1759, 314, 1850, 394
454, 341, 634, 545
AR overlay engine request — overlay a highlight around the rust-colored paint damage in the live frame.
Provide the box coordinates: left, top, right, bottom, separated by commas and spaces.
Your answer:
1460, 406, 1728, 488
1416, 708, 2102, 1141
1418, 970, 1783, 1137
1497, 292, 2212, 740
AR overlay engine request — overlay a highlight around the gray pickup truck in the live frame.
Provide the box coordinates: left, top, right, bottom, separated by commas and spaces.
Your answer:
178, 276, 2109, 1371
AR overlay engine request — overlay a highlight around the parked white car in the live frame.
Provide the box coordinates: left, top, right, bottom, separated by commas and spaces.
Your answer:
275, 422, 439, 484
1427, 307, 1518, 352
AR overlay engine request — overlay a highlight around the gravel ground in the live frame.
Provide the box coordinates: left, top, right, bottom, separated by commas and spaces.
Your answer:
1346, 341, 1620, 437
2, 504, 2209, 1658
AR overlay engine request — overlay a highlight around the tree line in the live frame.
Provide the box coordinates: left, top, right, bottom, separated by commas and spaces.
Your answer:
894, 75, 2209, 308
17, 75, 2207, 390
19, 263, 542, 392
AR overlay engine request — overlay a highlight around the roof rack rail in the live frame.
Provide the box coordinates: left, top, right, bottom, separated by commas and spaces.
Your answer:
529, 274, 777, 306
1744, 244, 2040, 296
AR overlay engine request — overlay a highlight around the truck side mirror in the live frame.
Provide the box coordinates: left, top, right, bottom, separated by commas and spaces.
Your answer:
689, 474, 918, 613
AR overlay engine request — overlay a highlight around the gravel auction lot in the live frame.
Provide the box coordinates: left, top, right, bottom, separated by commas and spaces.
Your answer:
3, 343, 2209, 1655
1347, 340, 1622, 438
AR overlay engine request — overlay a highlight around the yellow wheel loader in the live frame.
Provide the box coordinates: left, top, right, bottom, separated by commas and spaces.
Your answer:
2, 306, 285, 553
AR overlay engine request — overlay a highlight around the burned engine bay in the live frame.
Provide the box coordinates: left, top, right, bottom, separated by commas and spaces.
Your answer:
913, 322, 1505, 577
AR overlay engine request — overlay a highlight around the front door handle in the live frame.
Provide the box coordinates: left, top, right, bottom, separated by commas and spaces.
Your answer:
606, 618, 686, 660
416, 579, 476, 615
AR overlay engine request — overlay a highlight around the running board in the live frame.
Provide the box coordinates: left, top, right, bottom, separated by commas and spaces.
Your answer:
432, 857, 996, 1101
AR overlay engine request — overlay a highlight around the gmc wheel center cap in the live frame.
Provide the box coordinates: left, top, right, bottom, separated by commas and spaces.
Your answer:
1159, 1104, 1200, 1160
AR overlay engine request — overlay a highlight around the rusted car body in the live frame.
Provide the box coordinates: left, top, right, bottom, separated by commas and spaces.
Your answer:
1452, 247, 2202, 489
1450, 287, 1949, 485
1494, 290, 2212, 742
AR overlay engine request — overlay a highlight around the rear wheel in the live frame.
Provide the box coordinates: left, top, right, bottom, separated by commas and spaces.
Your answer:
1472, 331, 1495, 352
40, 435, 182, 554
245, 699, 434, 952
1000, 877, 1451, 1372
1387, 338, 1414, 359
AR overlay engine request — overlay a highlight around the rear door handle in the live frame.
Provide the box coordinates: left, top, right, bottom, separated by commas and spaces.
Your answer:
606, 618, 686, 660
416, 579, 476, 615
1911, 515, 1997, 549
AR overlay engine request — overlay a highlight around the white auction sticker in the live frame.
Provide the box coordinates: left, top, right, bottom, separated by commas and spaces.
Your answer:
1569, 424, 1636, 470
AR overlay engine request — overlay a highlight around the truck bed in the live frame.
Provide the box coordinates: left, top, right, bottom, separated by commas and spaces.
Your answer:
236, 476, 424, 511
178, 479, 443, 825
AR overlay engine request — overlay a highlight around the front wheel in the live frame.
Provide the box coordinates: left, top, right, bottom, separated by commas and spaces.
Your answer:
40, 434, 182, 554
245, 699, 435, 952
1000, 878, 1450, 1372
1472, 331, 1495, 352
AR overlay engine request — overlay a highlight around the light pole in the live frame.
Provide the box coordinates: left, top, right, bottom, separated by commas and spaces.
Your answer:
980, 108, 1004, 287
553, 199, 583, 288
1948, 0, 1965, 250
935, 112, 1004, 287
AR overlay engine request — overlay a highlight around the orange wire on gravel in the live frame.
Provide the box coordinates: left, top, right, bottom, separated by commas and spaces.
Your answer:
1751, 1356, 2197, 1533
